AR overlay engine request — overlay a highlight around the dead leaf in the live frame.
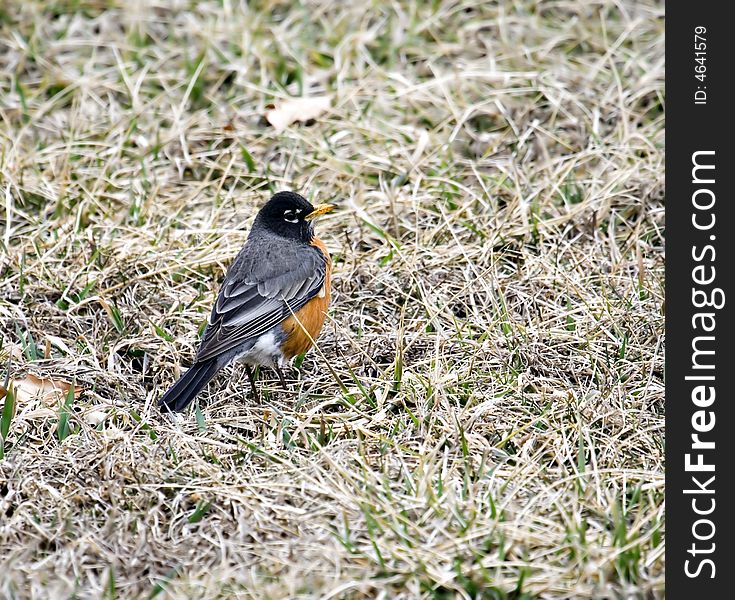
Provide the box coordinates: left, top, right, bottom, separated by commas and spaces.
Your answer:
84, 408, 108, 426
7, 374, 83, 407
265, 96, 331, 132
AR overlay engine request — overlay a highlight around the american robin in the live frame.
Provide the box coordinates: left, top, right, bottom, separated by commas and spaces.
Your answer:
159, 191, 335, 412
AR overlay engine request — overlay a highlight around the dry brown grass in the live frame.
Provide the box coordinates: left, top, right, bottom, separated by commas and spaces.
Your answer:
0, 0, 664, 598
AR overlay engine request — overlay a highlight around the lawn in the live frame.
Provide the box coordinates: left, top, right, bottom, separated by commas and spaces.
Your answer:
0, 1, 664, 598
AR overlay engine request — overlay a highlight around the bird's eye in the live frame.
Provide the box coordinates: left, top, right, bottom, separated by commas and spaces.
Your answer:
283, 209, 299, 224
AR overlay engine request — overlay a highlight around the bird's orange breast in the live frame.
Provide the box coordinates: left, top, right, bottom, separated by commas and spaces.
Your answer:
280, 237, 331, 359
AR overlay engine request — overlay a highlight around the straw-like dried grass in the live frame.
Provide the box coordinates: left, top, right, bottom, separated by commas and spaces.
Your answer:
1, 0, 664, 597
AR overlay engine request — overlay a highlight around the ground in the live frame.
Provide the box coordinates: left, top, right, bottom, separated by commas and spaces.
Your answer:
0, 1, 664, 598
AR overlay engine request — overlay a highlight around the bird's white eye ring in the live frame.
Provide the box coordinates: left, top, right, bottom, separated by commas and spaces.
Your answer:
283, 209, 299, 224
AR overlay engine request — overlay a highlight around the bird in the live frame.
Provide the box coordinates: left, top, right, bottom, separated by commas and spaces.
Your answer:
159, 191, 335, 413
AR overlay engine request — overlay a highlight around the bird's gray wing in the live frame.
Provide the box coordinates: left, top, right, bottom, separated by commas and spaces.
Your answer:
194, 242, 326, 362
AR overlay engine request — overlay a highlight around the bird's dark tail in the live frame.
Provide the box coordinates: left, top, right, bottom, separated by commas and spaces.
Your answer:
159, 359, 222, 413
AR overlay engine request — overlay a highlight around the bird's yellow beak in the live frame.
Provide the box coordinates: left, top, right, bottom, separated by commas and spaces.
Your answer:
304, 203, 336, 221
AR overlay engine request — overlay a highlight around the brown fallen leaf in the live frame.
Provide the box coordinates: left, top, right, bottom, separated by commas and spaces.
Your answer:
265, 96, 331, 132
6, 374, 82, 407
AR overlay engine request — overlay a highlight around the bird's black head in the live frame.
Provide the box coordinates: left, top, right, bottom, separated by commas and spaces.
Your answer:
253, 191, 335, 242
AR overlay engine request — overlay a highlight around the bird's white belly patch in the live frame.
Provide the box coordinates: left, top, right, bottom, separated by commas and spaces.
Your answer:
235, 331, 283, 367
